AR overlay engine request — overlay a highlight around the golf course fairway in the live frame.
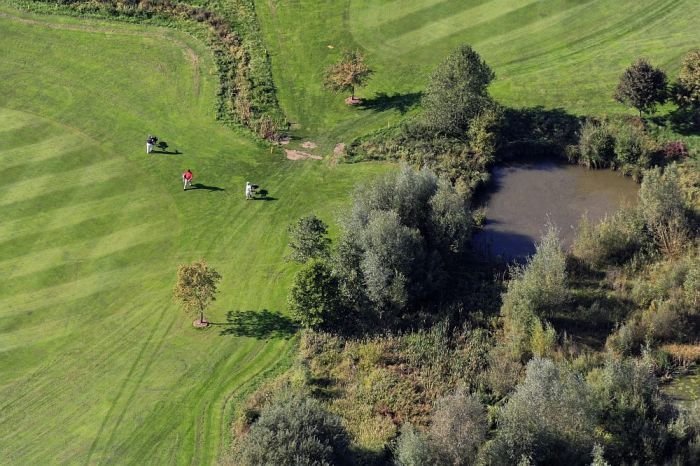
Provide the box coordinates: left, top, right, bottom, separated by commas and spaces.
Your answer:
1, 0, 699, 463
0, 8, 386, 464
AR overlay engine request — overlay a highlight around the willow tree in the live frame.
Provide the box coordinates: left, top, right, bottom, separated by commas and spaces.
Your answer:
173, 259, 221, 325
324, 50, 372, 102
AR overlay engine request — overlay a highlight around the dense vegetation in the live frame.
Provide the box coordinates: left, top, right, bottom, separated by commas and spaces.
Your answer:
2, 0, 699, 464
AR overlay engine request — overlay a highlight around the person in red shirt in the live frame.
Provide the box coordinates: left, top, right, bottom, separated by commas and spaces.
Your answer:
182, 169, 193, 190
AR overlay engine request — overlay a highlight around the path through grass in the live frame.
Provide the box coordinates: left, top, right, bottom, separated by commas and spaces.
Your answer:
0, 8, 386, 464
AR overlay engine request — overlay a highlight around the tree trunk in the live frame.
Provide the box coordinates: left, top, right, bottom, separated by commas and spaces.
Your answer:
351, 85, 355, 100
199, 309, 204, 323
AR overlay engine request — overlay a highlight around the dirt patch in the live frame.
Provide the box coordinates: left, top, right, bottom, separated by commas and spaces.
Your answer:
193, 319, 210, 328
301, 141, 317, 149
345, 96, 362, 105
285, 149, 322, 161
333, 143, 346, 156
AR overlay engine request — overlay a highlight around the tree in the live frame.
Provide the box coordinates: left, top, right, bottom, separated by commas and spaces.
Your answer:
173, 259, 221, 325
334, 165, 472, 320
287, 214, 331, 263
324, 50, 372, 101
614, 58, 668, 116
288, 260, 341, 329
421, 44, 495, 135
673, 49, 700, 108
238, 393, 350, 466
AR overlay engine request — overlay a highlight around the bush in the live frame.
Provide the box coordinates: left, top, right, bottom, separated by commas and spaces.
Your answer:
586, 357, 676, 464
392, 424, 441, 466
428, 391, 487, 465
639, 165, 690, 256
574, 119, 616, 168
237, 393, 350, 466
489, 358, 597, 465
613, 121, 654, 168
572, 209, 646, 268
501, 225, 567, 356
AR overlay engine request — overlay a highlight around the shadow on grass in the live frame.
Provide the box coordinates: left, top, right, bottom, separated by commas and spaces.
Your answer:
151, 140, 181, 154
359, 91, 422, 114
190, 183, 225, 191
217, 309, 298, 339
660, 107, 700, 135
252, 189, 277, 201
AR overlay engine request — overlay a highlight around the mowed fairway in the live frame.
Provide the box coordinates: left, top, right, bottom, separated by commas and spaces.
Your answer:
256, 0, 700, 145
0, 8, 386, 465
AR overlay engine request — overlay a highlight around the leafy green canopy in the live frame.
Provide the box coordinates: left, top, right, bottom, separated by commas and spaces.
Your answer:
173, 259, 221, 322
614, 58, 668, 116
336, 165, 472, 320
421, 44, 495, 136
324, 50, 373, 100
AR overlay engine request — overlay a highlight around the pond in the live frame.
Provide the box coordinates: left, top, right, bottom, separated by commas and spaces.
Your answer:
474, 159, 639, 259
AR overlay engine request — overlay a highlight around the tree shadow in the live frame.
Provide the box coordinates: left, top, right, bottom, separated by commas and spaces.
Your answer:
151, 140, 181, 155
358, 91, 422, 114
217, 309, 298, 339
190, 183, 225, 192
666, 107, 700, 135
500, 106, 582, 159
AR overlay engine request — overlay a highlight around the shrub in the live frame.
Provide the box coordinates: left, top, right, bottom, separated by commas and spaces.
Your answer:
662, 140, 690, 161
574, 119, 616, 168
572, 209, 646, 268
392, 424, 441, 466
489, 358, 597, 465
613, 121, 654, 168
501, 225, 567, 356
237, 393, 350, 466
586, 357, 676, 464
429, 391, 487, 465
639, 165, 689, 256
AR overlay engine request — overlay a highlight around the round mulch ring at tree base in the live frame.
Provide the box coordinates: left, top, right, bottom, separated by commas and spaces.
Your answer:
344, 96, 362, 105
192, 319, 210, 328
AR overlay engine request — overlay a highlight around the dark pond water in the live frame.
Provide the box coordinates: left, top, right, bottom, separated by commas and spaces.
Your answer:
474, 159, 638, 259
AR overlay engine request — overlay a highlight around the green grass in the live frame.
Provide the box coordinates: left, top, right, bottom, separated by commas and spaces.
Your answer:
256, 0, 700, 149
2, 0, 700, 463
0, 7, 387, 464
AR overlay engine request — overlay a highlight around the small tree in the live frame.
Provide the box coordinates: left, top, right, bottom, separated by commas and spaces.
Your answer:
288, 260, 341, 329
286, 214, 331, 263
324, 50, 372, 101
173, 259, 221, 325
614, 58, 668, 116
421, 44, 495, 135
